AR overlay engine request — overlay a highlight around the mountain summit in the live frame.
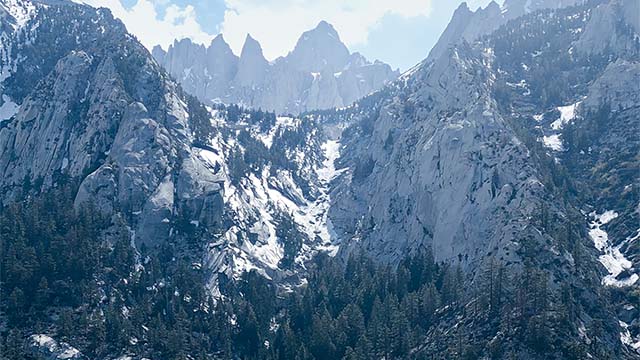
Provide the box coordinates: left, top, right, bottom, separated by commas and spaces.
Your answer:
287, 20, 351, 73
235, 34, 269, 87
153, 21, 398, 114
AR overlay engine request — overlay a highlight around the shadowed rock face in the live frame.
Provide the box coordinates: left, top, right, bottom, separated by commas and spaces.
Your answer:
0, 0, 224, 249
153, 21, 399, 115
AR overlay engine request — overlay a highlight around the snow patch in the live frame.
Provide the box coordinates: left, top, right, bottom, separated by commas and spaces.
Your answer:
589, 210, 618, 251
0, 95, 18, 120
2, 0, 36, 30
294, 140, 345, 257
620, 321, 640, 350
551, 102, 580, 130
256, 116, 297, 149
589, 211, 638, 287
542, 134, 563, 151
30, 334, 82, 359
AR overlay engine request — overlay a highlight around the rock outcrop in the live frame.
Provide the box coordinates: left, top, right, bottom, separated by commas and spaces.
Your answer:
0, 0, 225, 251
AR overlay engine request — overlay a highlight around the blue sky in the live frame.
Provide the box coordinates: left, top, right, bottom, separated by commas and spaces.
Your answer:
78, 0, 500, 71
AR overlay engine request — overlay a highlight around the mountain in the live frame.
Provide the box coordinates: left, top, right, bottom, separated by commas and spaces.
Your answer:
152, 21, 399, 114
424, 0, 585, 63
0, 0, 639, 358
322, 0, 640, 356
0, 0, 340, 290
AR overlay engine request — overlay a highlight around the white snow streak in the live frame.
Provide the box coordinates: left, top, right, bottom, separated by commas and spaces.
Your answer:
2, 0, 36, 30
589, 211, 638, 287
295, 140, 345, 256
542, 134, 563, 151
589, 210, 619, 251
551, 102, 581, 130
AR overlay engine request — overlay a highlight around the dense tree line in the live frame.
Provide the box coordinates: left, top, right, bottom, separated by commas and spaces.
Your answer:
0, 187, 460, 359
0, 186, 618, 359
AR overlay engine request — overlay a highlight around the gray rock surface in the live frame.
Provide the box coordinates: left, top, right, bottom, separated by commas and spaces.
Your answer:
0, 0, 333, 292
0, 1, 638, 356
0, 0, 225, 251
330, 43, 547, 271
575, 0, 640, 56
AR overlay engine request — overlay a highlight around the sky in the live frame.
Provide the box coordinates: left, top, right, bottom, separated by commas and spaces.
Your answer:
75, 0, 500, 71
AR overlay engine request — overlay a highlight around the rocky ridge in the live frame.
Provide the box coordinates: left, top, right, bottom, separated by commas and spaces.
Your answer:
152, 21, 399, 115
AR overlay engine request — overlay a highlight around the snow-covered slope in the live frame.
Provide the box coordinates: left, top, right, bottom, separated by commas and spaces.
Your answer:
196, 111, 343, 292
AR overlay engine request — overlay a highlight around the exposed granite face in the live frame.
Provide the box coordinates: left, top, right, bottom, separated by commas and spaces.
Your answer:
1, 0, 639, 356
323, 0, 639, 289
234, 34, 269, 88
286, 20, 351, 73
153, 21, 399, 115
329, 43, 547, 271
317, 1, 638, 354
575, 0, 640, 56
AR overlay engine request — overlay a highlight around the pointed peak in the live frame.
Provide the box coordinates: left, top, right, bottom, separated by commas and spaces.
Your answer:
484, 1, 501, 13
208, 33, 237, 58
455, 2, 472, 13
239, 34, 266, 61
244, 33, 259, 44
452, 2, 474, 20
241, 34, 264, 54
287, 21, 350, 72
211, 33, 226, 44
309, 20, 340, 39
315, 20, 335, 31
210, 34, 232, 50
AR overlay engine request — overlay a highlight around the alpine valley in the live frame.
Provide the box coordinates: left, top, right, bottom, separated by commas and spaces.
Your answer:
0, 0, 638, 359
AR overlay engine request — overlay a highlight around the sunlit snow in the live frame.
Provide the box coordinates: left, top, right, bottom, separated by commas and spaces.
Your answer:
2, 0, 36, 30
589, 211, 638, 287
542, 134, 563, 151
0, 95, 18, 120
620, 321, 640, 350
551, 102, 581, 130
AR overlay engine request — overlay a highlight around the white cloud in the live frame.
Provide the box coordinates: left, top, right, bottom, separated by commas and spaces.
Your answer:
75, 0, 214, 50
75, 0, 433, 59
221, 0, 432, 59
